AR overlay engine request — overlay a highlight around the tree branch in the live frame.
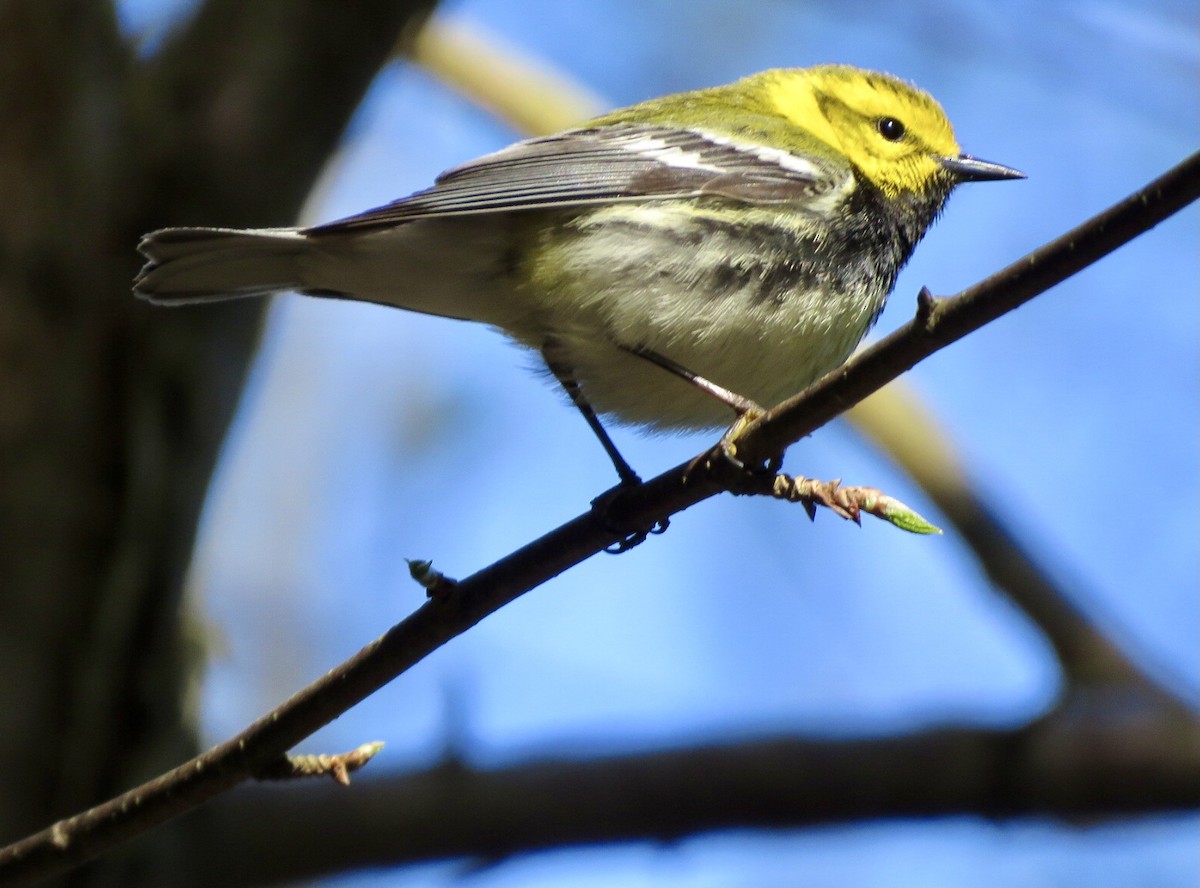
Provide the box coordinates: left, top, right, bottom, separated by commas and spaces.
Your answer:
206, 696, 1200, 886
0, 150, 1194, 887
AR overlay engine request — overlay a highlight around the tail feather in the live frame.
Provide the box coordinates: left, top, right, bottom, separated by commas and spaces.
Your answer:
134, 227, 308, 304
134, 219, 518, 326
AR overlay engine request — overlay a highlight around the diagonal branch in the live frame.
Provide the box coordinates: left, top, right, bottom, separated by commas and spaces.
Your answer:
0, 152, 1195, 887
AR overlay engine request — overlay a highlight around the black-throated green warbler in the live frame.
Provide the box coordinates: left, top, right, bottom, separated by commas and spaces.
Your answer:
136, 65, 1022, 483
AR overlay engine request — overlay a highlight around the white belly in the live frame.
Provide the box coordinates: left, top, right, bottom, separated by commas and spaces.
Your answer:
510, 203, 888, 431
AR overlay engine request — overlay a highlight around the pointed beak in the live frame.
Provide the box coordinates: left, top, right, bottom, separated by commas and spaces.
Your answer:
940, 154, 1026, 183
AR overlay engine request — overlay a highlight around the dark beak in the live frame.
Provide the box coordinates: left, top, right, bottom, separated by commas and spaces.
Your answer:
941, 154, 1026, 183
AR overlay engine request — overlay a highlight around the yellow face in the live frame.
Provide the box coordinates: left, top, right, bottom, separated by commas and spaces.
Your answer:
768, 66, 962, 199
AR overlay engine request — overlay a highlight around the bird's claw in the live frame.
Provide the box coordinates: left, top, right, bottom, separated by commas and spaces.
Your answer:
685, 406, 781, 485
603, 517, 670, 554
591, 480, 669, 554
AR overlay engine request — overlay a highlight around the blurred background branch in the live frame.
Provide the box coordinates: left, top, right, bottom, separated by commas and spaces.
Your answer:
210, 705, 1200, 886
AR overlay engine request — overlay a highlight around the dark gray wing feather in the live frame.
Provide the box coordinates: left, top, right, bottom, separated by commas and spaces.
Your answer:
306, 124, 836, 235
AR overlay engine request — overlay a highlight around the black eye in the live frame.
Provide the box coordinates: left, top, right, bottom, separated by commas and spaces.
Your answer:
877, 117, 906, 141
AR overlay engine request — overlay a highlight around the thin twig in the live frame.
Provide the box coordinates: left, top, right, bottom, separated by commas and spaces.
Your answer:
253, 742, 385, 787
0, 153, 1195, 888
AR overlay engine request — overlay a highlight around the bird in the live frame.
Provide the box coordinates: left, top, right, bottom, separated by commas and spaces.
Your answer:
135, 65, 1023, 484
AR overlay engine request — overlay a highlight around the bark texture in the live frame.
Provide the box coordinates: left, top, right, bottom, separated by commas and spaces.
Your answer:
0, 2, 436, 884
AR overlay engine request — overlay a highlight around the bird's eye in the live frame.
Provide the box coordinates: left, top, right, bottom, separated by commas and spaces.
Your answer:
877, 117, 906, 142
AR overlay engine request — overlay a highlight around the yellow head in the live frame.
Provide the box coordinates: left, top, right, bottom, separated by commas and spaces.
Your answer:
764, 65, 963, 199
591, 65, 1021, 201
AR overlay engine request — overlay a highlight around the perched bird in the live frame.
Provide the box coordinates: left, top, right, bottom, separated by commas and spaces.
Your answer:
135, 65, 1022, 483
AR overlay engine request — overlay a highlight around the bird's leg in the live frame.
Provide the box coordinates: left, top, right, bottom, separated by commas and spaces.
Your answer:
619, 344, 761, 417
543, 348, 669, 553
543, 349, 641, 487
618, 344, 778, 475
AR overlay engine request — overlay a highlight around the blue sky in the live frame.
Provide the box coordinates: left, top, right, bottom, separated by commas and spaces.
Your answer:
122, 0, 1198, 884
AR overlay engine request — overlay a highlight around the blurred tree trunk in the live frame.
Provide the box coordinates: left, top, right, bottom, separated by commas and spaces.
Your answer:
0, 2, 436, 884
